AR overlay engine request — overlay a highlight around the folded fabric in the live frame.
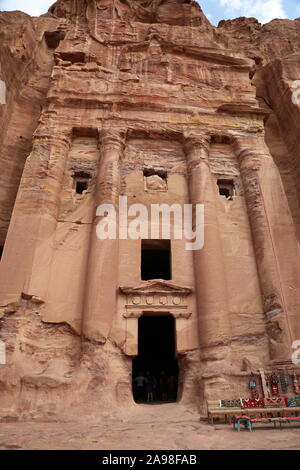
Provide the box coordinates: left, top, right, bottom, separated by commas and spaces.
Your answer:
263, 397, 287, 408
242, 398, 264, 408
288, 397, 300, 407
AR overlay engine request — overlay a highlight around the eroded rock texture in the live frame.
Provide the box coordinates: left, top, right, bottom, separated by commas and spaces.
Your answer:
0, 0, 300, 420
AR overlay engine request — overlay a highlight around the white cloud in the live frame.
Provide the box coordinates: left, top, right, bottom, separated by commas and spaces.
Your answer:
0, 0, 288, 23
0, 0, 54, 16
218, 0, 287, 24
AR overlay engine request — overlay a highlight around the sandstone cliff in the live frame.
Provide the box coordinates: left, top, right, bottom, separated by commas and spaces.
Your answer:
0, 0, 299, 421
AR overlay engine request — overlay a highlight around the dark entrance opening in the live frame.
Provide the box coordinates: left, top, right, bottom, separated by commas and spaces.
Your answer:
73, 171, 91, 195
217, 179, 235, 200
132, 314, 178, 403
44, 31, 66, 50
76, 180, 88, 195
141, 239, 171, 280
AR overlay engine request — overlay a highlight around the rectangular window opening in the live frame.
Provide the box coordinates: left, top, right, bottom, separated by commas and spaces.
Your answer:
217, 179, 235, 200
73, 171, 91, 195
143, 167, 168, 191
76, 181, 88, 195
141, 239, 171, 281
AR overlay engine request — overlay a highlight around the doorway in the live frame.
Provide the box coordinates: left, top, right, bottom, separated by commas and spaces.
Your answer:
132, 314, 178, 404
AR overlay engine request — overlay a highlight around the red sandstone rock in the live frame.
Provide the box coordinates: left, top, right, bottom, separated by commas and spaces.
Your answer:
0, 0, 299, 420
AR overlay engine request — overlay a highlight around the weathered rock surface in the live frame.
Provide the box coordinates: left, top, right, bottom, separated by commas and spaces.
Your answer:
0, 0, 300, 421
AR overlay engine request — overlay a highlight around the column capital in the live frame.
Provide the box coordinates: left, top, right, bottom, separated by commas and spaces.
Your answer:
233, 134, 266, 171
184, 134, 211, 157
184, 135, 211, 171
99, 127, 127, 154
33, 127, 72, 150
233, 133, 268, 152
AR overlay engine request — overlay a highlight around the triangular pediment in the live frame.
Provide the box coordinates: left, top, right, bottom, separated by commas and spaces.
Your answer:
119, 281, 192, 295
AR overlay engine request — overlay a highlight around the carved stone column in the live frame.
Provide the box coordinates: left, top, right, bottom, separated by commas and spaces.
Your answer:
0, 126, 71, 305
83, 127, 126, 342
234, 134, 300, 361
185, 136, 231, 363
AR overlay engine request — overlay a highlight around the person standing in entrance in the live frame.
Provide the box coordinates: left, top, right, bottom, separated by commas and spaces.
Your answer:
133, 373, 146, 402
145, 372, 156, 402
159, 371, 168, 401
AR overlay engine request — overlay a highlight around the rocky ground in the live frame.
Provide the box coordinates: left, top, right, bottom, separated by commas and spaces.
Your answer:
0, 403, 299, 450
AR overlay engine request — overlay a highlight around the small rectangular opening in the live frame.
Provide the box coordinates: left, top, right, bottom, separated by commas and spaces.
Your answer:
144, 168, 168, 191
217, 179, 235, 200
76, 181, 88, 195
73, 171, 91, 195
141, 239, 171, 281
0, 246, 3, 260
72, 127, 98, 138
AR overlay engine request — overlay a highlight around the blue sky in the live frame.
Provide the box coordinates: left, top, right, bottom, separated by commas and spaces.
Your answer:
200, 0, 300, 25
0, 0, 300, 25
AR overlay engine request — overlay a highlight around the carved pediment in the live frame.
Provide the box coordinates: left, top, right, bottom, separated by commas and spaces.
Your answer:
119, 280, 192, 295
120, 281, 193, 318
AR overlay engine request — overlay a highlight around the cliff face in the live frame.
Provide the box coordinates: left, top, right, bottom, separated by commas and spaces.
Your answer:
0, 10, 69, 247
0, 0, 300, 421
218, 16, 300, 253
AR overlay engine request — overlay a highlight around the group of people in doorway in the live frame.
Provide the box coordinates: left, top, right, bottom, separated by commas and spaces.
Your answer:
133, 371, 177, 403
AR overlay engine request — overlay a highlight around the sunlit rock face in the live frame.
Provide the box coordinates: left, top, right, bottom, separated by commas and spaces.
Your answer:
0, 0, 300, 421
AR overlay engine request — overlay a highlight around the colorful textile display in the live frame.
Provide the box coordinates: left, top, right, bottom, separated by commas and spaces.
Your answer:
280, 371, 290, 394
248, 374, 259, 399
287, 397, 300, 407
249, 375, 257, 391
293, 373, 300, 394
270, 373, 280, 396
271, 384, 279, 396
242, 398, 264, 408
263, 397, 287, 408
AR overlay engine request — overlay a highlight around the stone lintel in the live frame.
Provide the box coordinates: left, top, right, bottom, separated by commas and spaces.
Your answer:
123, 311, 192, 319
